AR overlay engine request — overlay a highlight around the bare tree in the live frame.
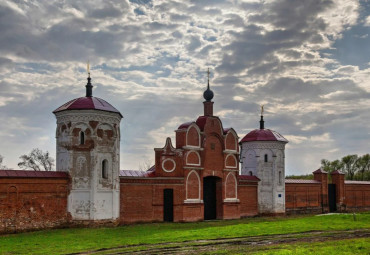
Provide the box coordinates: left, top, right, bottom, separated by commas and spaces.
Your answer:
18, 148, 55, 171
138, 159, 154, 171
0, 155, 7, 169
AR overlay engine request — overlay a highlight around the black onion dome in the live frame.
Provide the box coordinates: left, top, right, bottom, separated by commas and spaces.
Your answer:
203, 83, 214, 101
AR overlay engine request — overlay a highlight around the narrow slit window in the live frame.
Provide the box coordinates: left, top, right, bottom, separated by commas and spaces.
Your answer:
80, 131, 85, 145
102, 159, 108, 179
264, 154, 268, 162
279, 171, 282, 185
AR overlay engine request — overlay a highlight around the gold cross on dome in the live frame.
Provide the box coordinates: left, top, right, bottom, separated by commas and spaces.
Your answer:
207, 68, 210, 82
261, 105, 264, 115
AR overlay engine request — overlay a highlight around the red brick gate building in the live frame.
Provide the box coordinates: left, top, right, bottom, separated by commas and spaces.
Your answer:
119, 80, 259, 223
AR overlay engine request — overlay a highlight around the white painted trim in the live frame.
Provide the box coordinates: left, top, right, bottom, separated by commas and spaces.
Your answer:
186, 124, 201, 147
183, 166, 204, 170
162, 158, 176, 172
183, 146, 204, 151
96, 122, 117, 137
186, 170, 201, 200
184, 199, 203, 204
186, 150, 201, 166
225, 172, 238, 199
225, 154, 237, 168
223, 169, 239, 172
223, 150, 239, 154
223, 198, 240, 202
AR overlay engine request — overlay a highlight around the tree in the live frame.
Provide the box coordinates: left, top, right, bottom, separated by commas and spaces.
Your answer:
18, 148, 55, 171
320, 159, 343, 173
341, 154, 358, 180
355, 154, 370, 181
0, 155, 7, 169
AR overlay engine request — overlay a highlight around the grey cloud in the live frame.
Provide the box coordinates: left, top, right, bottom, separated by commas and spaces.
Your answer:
187, 35, 202, 51
90, 6, 123, 19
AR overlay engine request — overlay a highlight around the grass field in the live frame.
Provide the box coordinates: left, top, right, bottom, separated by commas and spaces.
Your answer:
0, 213, 369, 254
210, 238, 370, 254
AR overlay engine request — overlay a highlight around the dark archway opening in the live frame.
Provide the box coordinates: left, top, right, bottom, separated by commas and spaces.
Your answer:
328, 184, 337, 212
203, 176, 222, 220
163, 189, 174, 222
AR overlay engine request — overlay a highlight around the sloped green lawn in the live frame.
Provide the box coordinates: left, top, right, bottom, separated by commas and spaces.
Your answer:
0, 213, 369, 254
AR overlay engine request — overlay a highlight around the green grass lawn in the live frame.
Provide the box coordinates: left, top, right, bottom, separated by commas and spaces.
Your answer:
210, 238, 370, 254
0, 213, 369, 254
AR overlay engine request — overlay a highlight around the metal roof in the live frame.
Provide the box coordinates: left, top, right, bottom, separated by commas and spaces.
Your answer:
238, 175, 260, 181
240, 129, 288, 143
53, 97, 122, 117
285, 179, 321, 184
0, 170, 69, 178
345, 180, 370, 185
120, 167, 156, 178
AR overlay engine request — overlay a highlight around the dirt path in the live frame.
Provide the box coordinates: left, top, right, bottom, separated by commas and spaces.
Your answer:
72, 229, 370, 255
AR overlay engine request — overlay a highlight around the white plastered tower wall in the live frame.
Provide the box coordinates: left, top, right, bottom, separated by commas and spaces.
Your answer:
55, 110, 121, 220
240, 112, 288, 214
240, 140, 287, 214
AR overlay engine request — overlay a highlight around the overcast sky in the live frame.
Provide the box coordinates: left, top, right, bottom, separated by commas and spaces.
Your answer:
0, 0, 369, 175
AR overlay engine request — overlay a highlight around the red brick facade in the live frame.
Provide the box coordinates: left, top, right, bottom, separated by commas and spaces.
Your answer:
119, 100, 259, 223
285, 170, 370, 214
0, 171, 70, 233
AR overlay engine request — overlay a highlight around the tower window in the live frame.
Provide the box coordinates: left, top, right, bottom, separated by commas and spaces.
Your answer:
249, 171, 253, 176
102, 159, 108, 179
279, 171, 282, 185
80, 131, 85, 145
264, 154, 268, 162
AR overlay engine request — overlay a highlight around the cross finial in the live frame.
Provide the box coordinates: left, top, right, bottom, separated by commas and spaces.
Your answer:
207, 68, 210, 83
261, 105, 264, 116
87, 60, 90, 78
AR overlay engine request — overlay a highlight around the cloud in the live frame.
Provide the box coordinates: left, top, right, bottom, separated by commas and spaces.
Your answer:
0, 0, 368, 176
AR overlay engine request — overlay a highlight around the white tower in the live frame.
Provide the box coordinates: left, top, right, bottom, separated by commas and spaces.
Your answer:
240, 109, 288, 214
53, 72, 122, 221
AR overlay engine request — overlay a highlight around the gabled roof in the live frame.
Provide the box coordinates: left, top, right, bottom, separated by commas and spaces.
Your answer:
53, 97, 122, 117
312, 168, 328, 174
0, 170, 69, 178
240, 129, 288, 143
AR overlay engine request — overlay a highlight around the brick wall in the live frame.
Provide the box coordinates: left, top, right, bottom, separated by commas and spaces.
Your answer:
343, 182, 370, 211
285, 182, 323, 214
0, 173, 70, 234
120, 178, 187, 224
238, 181, 258, 217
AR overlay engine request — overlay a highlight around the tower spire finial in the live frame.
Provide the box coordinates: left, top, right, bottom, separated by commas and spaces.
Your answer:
87, 60, 90, 78
207, 68, 210, 88
203, 68, 214, 102
85, 61, 93, 97
260, 105, 265, 129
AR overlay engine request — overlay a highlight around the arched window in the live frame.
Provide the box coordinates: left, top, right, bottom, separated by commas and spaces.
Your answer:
102, 160, 108, 179
264, 154, 268, 162
80, 131, 85, 145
